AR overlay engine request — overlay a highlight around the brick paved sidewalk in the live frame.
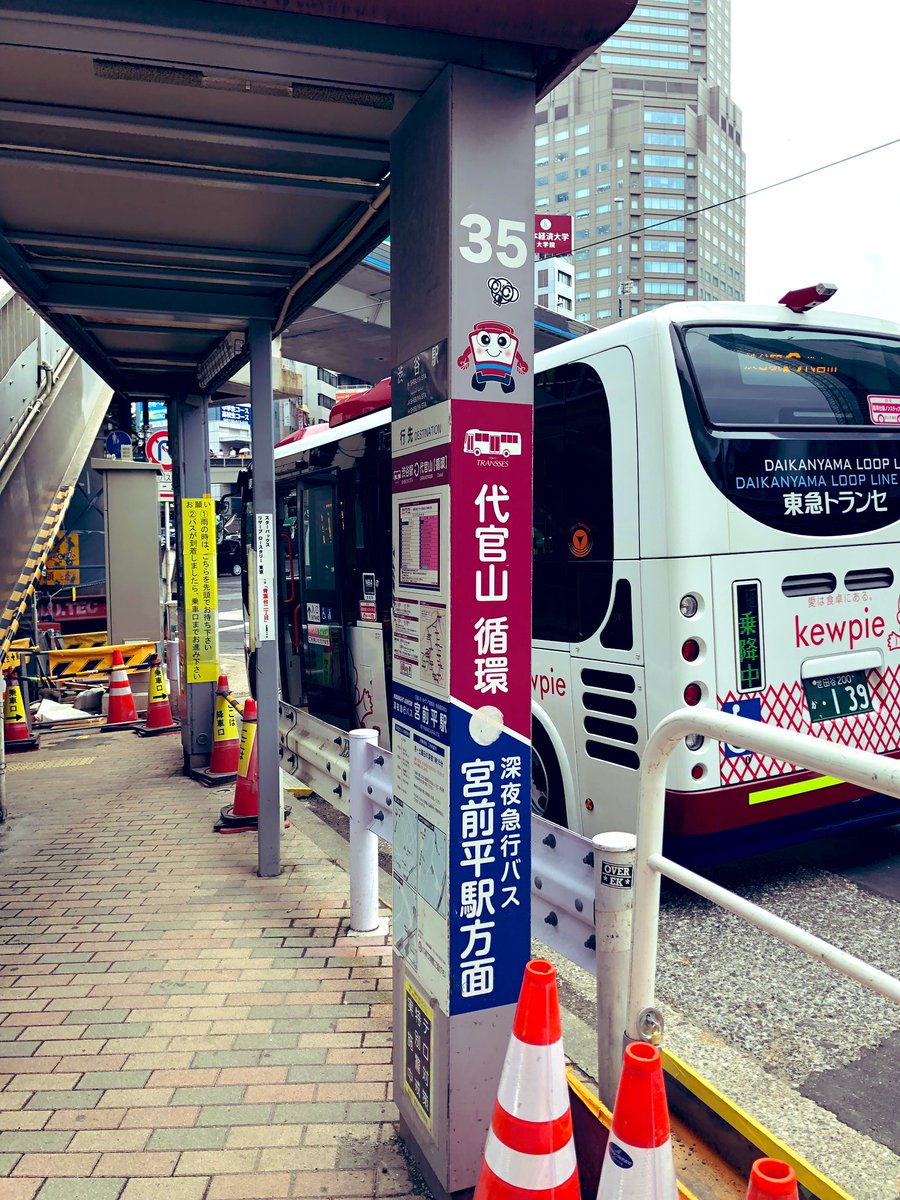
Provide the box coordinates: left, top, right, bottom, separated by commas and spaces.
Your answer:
0, 727, 424, 1200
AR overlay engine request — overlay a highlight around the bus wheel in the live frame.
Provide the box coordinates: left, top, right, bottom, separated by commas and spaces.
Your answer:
531, 723, 567, 828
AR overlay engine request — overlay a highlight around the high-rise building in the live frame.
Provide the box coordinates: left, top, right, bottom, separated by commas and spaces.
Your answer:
534, 0, 745, 326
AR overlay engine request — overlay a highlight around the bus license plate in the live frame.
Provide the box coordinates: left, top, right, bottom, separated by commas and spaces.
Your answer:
802, 670, 873, 723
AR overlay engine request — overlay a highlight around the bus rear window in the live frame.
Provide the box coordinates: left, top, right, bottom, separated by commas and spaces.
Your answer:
681, 325, 900, 428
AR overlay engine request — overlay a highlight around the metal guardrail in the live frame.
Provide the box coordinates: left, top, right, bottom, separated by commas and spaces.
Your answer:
628, 707, 900, 1051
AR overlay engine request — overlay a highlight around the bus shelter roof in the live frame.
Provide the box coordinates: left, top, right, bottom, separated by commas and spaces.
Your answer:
0, 0, 635, 400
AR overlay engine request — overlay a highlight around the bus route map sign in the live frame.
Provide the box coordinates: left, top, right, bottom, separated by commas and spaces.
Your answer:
182, 497, 219, 683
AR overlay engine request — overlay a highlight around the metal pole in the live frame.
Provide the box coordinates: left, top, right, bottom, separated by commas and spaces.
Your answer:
248, 319, 280, 877
0, 673, 7, 823
593, 831, 637, 1108
348, 728, 380, 933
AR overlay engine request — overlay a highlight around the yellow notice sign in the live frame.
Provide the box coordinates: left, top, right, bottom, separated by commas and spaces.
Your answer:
182, 497, 219, 684
45, 533, 80, 587
403, 980, 433, 1131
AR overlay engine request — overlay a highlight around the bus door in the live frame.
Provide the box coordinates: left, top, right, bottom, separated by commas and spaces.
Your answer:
275, 483, 304, 708
297, 474, 351, 727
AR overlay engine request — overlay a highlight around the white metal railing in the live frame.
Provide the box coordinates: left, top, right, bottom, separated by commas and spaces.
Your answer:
628, 707, 900, 1049
280, 706, 900, 1108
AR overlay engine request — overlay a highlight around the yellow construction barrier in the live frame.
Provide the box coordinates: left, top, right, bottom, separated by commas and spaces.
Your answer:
46, 641, 157, 681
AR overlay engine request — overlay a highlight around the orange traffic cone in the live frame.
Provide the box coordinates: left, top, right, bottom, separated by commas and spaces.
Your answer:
474, 960, 579, 1200
3, 671, 40, 752
135, 655, 179, 736
214, 698, 260, 832
192, 674, 240, 786
746, 1159, 799, 1199
597, 1042, 677, 1199
103, 649, 139, 731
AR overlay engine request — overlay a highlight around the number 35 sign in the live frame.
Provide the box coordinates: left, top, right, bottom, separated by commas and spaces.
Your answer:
458, 214, 528, 269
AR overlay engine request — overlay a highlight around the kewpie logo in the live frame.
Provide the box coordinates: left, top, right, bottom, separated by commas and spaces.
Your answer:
531, 667, 567, 700
794, 607, 885, 650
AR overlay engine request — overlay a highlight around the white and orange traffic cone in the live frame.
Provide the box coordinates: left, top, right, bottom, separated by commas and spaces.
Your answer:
214, 698, 260, 832
3, 671, 40, 753
103, 649, 139, 731
474, 959, 580, 1200
192, 674, 240, 786
597, 1041, 677, 1200
746, 1159, 799, 1200
135, 655, 179, 736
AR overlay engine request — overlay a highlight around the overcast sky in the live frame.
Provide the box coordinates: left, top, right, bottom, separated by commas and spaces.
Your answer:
731, 1, 900, 323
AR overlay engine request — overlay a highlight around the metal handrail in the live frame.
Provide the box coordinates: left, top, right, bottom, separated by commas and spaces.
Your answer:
628, 708, 900, 1043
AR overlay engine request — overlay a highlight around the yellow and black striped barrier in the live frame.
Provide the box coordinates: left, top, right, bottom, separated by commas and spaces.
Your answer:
45, 642, 157, 682
0, 486, 74, 669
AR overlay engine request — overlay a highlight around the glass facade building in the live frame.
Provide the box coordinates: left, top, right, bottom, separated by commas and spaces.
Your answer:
534, 0, 745, 325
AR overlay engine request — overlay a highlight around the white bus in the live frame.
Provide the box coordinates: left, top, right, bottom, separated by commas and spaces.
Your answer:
245, 295, 900, 860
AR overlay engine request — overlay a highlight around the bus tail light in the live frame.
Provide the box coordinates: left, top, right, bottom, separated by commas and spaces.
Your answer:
681, 639, 700, 662
679, 594, 699, 618
683, 683, 702, 706
691, 764, 705, 780
685, 733, 704, 751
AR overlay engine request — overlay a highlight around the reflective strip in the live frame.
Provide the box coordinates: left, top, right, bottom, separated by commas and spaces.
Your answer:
749, 774, 840, 805
597, 1138, 677, 1200
492, 1104, 572, 1156
497, 1036, 569, 1124
484, 1128, 577, 1191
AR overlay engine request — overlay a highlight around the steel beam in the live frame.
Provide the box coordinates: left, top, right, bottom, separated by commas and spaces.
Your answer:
0, 99, 391, 163
44, 283, 277, 322
0, 147, 379, 199
32, 260, 289, 291
8, 231, 309, 272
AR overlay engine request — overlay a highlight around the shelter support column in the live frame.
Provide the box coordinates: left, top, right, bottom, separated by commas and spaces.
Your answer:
390, 66, 535, 1198
169, 395, 215, 773
249, 319, 281, 878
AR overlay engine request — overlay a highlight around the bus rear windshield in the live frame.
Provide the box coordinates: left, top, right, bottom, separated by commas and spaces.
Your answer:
682, 325, 900, 429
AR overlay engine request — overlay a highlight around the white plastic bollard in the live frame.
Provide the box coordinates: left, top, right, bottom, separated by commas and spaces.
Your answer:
593, 830, 637, 1109
348, 728, 380, 933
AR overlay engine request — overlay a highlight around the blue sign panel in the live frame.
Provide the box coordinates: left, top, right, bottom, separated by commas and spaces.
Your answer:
104, 430, 132, 458
447, 701, 530, 1015
721, 696, 762, 759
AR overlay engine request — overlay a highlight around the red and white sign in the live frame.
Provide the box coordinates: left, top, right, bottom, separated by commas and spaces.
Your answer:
535, 214, 572, 257
450, 398, 533, 741
146, 430, 172, 469
867, 395, 900, 425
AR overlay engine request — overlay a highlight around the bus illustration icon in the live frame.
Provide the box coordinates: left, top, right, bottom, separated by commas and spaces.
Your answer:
463, 430, 522, 458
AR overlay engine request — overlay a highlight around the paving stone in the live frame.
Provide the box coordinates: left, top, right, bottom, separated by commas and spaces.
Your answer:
75, 1072, 151, 1091
35, 1178, 126, 1200
0, 1132, 73, 1153
146, 1126, 228, 1151
0, 1151, 23, 1175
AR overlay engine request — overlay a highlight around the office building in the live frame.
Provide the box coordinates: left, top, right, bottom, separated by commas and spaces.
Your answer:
534, 0, 745, 325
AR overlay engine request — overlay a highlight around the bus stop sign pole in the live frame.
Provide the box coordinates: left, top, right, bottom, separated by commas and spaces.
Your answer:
390, 66, 535, 1199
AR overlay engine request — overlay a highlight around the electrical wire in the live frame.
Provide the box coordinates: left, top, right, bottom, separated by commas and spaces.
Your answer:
540, 134, 900, 260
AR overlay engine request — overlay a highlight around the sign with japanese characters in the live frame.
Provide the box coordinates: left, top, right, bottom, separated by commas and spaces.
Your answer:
393, 342, 449, 420
182, 497, 219, 683
718, 443, 900, 536
404, 981, 433, 1131
535, 213, 572, 257
254, 513, 275, 642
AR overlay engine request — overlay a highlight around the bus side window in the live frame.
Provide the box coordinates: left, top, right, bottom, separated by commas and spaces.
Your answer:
533, 363, 614, 643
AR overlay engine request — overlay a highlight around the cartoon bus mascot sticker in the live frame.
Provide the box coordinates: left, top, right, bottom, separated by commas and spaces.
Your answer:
457, 321, 529, 393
